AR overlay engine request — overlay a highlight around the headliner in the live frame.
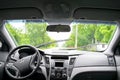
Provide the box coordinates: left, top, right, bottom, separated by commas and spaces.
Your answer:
0, 0, 119, 21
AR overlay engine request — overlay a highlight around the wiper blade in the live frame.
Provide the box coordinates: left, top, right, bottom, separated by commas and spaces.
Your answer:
36, 39, 70, 48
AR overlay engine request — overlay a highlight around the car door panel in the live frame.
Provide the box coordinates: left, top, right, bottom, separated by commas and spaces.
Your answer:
0, 52, 8, 80
115, 56, 120, 80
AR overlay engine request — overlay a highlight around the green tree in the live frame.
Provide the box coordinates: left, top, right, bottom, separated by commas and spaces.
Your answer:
65, 23, 116, 51
5, 22, 56, 49
5, 23, 24, 44
95, 24, 116, 43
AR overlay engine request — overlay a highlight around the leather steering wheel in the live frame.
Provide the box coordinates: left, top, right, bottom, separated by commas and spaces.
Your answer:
5, 45, 42, 79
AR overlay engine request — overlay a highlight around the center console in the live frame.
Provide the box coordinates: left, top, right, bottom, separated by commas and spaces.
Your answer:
50, 56, 69, 80
50, 63, 67, 80
44, 54, 76, 80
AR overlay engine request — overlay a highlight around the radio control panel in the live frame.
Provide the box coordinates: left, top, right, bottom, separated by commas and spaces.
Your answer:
50, 56, 69, 80
45, 55, 76, 80
50, 67, 67, 80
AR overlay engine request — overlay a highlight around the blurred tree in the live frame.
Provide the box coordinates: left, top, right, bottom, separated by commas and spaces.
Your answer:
5, 22, 116, 50
65, 23, 116, 49
5, 22, 56, 49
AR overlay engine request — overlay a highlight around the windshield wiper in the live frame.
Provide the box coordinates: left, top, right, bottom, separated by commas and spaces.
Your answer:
36, 39, 70, 48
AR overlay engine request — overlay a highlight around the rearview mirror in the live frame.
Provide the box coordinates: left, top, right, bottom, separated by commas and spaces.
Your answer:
46, 25, 70, 32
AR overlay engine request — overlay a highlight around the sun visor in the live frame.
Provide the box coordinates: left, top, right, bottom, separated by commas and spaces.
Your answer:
73, 8, 120, 21
0, 8, 43, 20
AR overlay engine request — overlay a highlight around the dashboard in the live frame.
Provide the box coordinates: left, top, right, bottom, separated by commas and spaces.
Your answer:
39, 49, 116, 80
7, 47, 116, 80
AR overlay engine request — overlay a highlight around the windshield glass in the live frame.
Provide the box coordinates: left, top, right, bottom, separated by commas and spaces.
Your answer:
5, 20, 117, 51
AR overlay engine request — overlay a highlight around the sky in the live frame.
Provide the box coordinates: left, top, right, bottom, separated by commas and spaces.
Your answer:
47, 32, 71, 47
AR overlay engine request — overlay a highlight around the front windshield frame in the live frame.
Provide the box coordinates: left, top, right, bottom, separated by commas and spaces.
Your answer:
4, 19, 117, 52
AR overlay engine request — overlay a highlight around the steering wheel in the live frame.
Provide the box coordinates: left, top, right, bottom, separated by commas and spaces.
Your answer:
5, 45, 42, 79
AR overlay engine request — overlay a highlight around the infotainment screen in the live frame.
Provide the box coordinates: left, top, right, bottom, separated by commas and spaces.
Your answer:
55, 62, 63, 67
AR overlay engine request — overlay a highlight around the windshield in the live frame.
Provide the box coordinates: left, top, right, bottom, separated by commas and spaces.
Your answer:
5, 20, 117, 51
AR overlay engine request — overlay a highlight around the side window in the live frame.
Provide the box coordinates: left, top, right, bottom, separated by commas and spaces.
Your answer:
0, 41, 2, 48
115, 44, 120, 55
0, 38, 9, 51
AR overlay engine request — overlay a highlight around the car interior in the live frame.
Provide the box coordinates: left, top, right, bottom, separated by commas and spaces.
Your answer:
0, 0, 119, 80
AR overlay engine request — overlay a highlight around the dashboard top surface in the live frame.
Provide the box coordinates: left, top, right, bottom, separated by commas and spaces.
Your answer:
43, 49, 102, 56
